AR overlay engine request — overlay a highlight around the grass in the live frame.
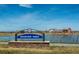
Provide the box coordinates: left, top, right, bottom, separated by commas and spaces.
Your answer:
1, 32, 79, 54
0, 44, 79, 54
0, 33, 15, 36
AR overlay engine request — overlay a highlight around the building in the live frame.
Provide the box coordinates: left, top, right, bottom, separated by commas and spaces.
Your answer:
49, 28, 72, 33
62, 28, 72, 33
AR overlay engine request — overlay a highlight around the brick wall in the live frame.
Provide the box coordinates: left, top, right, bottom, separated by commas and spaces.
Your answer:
8, 41, 49, 48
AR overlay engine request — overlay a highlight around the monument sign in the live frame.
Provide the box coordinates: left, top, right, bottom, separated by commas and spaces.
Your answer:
9, 28, 49, 48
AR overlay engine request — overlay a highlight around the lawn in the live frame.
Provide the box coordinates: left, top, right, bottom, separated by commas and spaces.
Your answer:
0, 44, 79, 54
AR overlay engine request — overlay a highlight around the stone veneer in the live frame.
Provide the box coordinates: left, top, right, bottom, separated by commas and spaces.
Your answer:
8, 41, 49, 48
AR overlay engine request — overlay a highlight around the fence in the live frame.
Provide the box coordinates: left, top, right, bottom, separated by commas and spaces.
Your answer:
1, 33, 79, 44
45, 34, 79, 43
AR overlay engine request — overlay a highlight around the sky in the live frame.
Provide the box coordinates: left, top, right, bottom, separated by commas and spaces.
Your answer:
0, 4, 79, 31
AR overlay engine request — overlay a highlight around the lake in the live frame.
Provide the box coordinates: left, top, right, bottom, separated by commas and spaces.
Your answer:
0, 34, 79, 43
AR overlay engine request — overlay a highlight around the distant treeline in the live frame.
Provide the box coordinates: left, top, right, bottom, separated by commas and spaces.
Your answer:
0, 31, 79, 36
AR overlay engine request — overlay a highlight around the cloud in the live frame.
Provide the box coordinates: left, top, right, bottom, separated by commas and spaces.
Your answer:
19, 4, 32, 8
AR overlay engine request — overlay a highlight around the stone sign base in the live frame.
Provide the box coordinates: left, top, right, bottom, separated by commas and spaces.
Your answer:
8, 41, 49, 48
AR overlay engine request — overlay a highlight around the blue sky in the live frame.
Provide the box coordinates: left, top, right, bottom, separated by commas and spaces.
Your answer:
0, 4, 79, 31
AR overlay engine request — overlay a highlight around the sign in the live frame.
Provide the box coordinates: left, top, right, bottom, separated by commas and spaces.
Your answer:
17, 34, 43, 39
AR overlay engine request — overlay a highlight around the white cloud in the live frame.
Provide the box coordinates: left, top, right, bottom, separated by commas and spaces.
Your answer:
19, 4, 32, 8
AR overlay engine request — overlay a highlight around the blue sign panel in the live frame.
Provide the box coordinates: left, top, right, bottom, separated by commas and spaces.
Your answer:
17, 34, 43, 39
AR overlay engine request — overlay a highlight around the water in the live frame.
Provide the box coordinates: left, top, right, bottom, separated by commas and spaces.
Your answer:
0, 34, 79, 43
0, 36, 15, 41
45, 34, 79, 43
